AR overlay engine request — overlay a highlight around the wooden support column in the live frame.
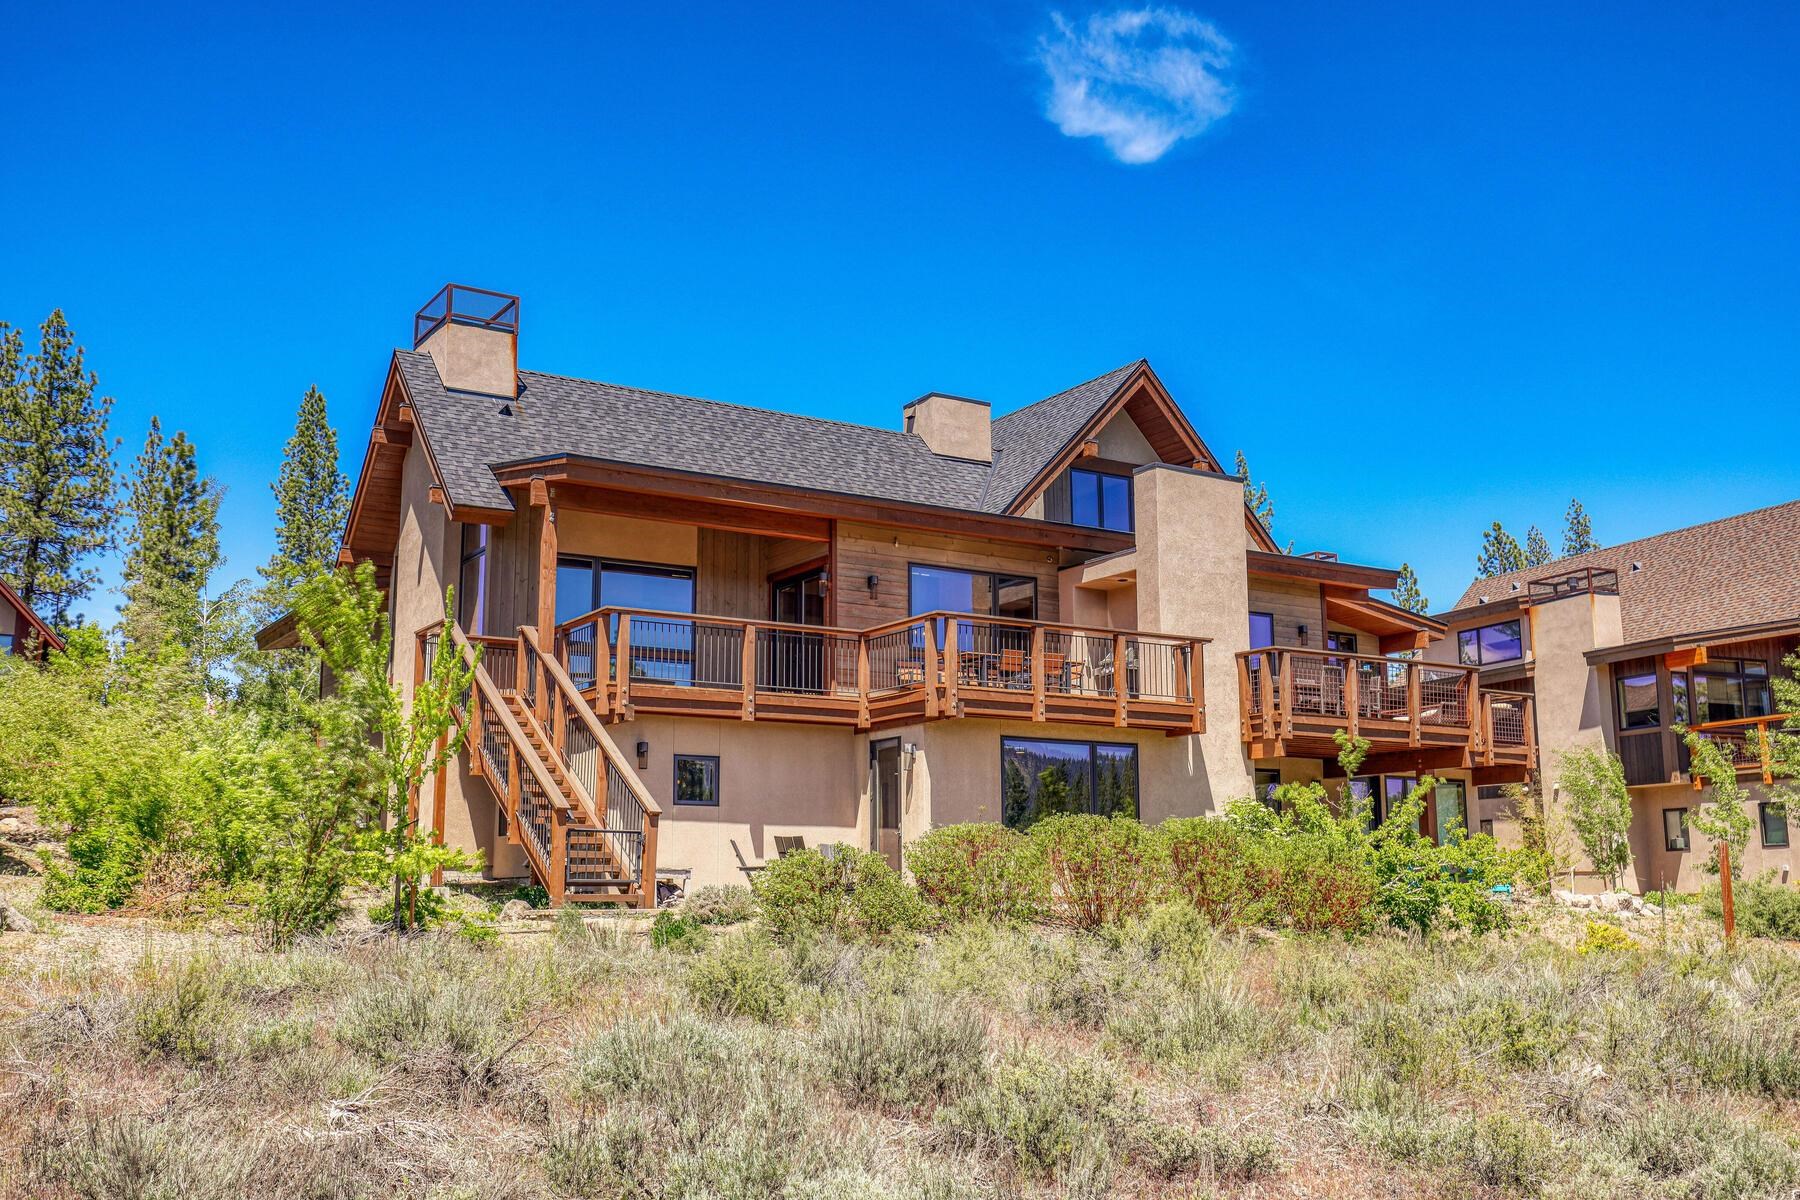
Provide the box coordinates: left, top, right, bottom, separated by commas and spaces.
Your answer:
1190, 641, 1205, 734
741, 624, 757, 720
1278, 655, 1295, 738
1113, 633, 1128, 727
1480, 696, 1496, 767
923, 619, 941, 719
1407, 663, 1422, 747
1345, 659, 1360, 740
616, 614, 633, 714
638, 813, 660, 910
944, 617, 961, 716
1466, 670, 1481, 762
1030, 625, 1046, 721
855, 637, 870, 728
531, 479, 557, 661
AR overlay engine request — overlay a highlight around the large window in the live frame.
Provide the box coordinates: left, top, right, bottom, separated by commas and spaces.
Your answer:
1000, 738, 1138, 828
1432, 780, 1468, 846
1693, 658, 1772, 724
558, 558, 697, 686
674, 754, 720, 806
1663, 807, 1689, 852
908, 565, 1036, 620
1761, 802, 1789, 849
1457, 619, 1523, 666
458, 524, 488, 631
1616, 670, 1660, 729
1069, 468, 1133, 533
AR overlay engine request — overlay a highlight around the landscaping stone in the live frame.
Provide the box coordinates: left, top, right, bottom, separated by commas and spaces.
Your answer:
498, 898, 534, 923
0, 900, 37, 933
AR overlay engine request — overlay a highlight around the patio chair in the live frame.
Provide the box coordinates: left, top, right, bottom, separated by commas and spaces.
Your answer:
731, 840, 766, 879
773, 835, 806, 858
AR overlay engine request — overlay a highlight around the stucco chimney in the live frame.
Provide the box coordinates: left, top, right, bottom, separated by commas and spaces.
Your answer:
413, 284, 519, 398
903, 392, 991, 462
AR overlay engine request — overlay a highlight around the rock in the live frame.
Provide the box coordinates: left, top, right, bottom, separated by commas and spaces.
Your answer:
1595, 892, 1622, 912
498, 899, 533, 923
1641, 903, 1662, 917
0, 900, 37, 933
0, 816, 21, 834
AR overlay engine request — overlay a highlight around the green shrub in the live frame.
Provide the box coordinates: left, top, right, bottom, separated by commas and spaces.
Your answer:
1273, 837, 1379, 933
1455, 1111, 1556, 1193
1134, 1121, 1278, 1181
681, 883, 758, 925
652, 910, 707, 951
906, 823, 1046, 924
753, 847, 928, 940
818, 995, 989, 1110
684, 932, 792, 1022
933, 1049, 1131, 1177
1735, 879, 1800, 941
1028, 814, 1167, 930
131, 959, 230, 1063
1576, 919, 1640, 955
1161, 817, 1270, 927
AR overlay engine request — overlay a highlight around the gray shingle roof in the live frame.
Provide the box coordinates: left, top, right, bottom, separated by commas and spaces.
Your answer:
1443, 500, 1800, 644
397, 350, 1143, 518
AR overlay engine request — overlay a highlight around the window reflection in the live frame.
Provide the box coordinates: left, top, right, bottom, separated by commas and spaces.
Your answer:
1000, 738, 1138, 828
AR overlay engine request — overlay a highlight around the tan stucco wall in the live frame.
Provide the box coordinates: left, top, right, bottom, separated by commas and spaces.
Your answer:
557, 512, 699, 568
1629, 781, 1797, 893
1095, 411, 1157, 464
1132, 464, 1254, 808
417, 321, 515, 398
904, 395, 992, 463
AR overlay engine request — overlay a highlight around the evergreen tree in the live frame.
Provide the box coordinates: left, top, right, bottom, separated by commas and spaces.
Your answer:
263, 385, 348, 589
1234, 450, 1275, 533
0, 311, 117, 625
1392, 563, 1428, 615
1563, 498, 1599, 556
120, 419, 222, 653
1475, 522, 1527, 578
1524, 525, 1554, 567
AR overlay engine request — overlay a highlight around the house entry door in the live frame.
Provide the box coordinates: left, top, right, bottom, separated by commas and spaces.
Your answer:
768, 569, 827, 693
870, 738, 902, 868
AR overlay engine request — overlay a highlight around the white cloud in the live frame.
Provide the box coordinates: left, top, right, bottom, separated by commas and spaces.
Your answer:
1037, 7, 1236, 164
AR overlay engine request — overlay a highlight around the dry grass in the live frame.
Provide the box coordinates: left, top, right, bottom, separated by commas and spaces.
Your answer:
1, 893, 1797, 1199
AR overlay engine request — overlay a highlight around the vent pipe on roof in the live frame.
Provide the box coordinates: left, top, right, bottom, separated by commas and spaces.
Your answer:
903, 393, 992, 462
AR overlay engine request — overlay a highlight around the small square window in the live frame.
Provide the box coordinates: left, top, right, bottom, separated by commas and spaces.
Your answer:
1255, 768, 1281, 812
675, 755, 720, 806
1663, 807, 1689, 852
1761, 802, 1789, 849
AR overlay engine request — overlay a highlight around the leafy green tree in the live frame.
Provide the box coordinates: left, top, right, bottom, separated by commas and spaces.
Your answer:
1683, 733, 1753, 879
1563, 498, 1599, 556
0, 311, 117, 626
1475, 522, 1527, 578
1392, 563, 1428, 615
119, 419, 222, 656
263, 385, 348, 591
1524, 525, 1554, 568
1555, 747, 1634, 891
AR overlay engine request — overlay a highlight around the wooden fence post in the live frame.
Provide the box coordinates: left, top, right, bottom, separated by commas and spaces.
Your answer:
1720, 842, 1736, 946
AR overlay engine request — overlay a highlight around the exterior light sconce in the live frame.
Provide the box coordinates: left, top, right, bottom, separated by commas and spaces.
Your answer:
866, 573, 879, 598
636, 740, 649, 769
1297, 624, 1309, 646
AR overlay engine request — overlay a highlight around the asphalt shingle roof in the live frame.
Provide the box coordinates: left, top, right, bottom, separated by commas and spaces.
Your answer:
397, 350, 1142, 519
1445, 500, 1800, 644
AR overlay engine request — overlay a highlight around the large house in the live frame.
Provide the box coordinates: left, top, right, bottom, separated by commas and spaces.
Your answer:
324, 285, 1533, 904
0, 578, 64, 661
1426, 501, 1800, 893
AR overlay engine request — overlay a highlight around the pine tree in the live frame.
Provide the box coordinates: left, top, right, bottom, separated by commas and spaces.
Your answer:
1524, 525, 1554, 567
1233, 449, 1290, 552
1563, 498, 1599, 556
1475, 522, 1527, 578
0, 311, 117, 626
120, 419, 222, 652
1392, 563, 1428, 615
263, 385, 348, 589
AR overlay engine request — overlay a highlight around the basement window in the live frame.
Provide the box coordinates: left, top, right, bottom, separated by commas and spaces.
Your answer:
675, 755, 720, 807
1663, 808, 1689, 852
1761, 802, 1789, 849
1000, 738, 1137, 828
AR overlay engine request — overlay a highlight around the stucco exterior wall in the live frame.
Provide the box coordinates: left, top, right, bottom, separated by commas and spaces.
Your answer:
1630, 781, 1797, 894
1132, 464, 1254, 808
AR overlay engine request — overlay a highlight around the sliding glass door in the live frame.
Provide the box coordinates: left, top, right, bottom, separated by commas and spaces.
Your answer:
557, 558, 695, 687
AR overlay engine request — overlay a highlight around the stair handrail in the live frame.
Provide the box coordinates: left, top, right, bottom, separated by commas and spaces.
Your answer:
445, 621, 571, 819
518, 624, 662, 822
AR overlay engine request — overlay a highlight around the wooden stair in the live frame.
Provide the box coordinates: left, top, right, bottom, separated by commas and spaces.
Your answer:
502, 693, 635, 899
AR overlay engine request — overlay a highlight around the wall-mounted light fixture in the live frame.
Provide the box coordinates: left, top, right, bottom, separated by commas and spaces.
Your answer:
1297, 623, 1309, 646
866, 573, 880, 598
636, 740, 649, 769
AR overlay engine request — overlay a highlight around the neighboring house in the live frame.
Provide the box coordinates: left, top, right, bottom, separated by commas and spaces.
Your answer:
316, 285, 1532, 904
0, 578, 64, 661
1427, 501, 1800, 893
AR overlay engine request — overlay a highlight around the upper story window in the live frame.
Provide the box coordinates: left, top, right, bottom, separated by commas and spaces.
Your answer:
908, 565, 1036, 620
1249, 612, 1274, 648
1069, 468, 1133, 533
1616, 669, 1659, 729
458, 524, 488, 632
1457, 619, 1522, 666
1693, 658, 1772, 723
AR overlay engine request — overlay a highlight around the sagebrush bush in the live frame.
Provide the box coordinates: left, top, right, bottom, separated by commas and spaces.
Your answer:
753, 846, 929, 939
933, 1049, 1133, 1177
818, 995, 990, 1110
684, 931, 793, 1021
906, 823, 1045, 924
1733, 878, 1800, 941
681, 882, 758, 925
131, 958, 232, 1064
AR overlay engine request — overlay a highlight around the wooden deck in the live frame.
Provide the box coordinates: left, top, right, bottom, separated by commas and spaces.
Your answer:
553, 607, 1208, 735
1236, 647, 1535, 777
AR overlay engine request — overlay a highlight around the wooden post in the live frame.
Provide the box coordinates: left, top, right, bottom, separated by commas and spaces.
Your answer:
638, 812, 660, 910
1189, 641, 1205, 734
1113, 632, 1128, 728
1465, 668, 1481, 750
740, 623, 757, 720
1236, 654, 1252, 736
1258, 653, 1276, 741
616, 614, 633, 712
1030, 625, 1046, 721
1523, 695, 1538, 768
506, 743, 522, 836
944, 617, 961, 716
1278, 653, 1295, 738
1407, 662, 1422, 747
855, 636, 871, 728
1344, 659, 1360, 740
1720, 842, 1736, 946
1480, 695, 1496, 767
531, 477, 557, 669
923, 619, 941, 718
549, 809, 568, 906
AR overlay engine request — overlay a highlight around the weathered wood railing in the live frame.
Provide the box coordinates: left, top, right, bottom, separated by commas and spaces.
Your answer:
554, 606, 1207, 734
1235, 646, 1534, 763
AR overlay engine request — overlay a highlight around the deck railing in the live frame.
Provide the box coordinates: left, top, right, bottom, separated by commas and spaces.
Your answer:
1688, 713, 1794, 786
554, 606, 1208, 733
1527, 566, 1620, 601
1235, 646, 1534, 762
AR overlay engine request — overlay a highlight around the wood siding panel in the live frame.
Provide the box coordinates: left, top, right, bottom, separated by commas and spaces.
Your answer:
834, 521, 1060, 630
480, 515, 535, 638
696, 529, 766, 620
1248, 579, 1319, 647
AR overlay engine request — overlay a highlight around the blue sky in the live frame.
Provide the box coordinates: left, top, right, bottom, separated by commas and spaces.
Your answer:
2, 0, 1796, 623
